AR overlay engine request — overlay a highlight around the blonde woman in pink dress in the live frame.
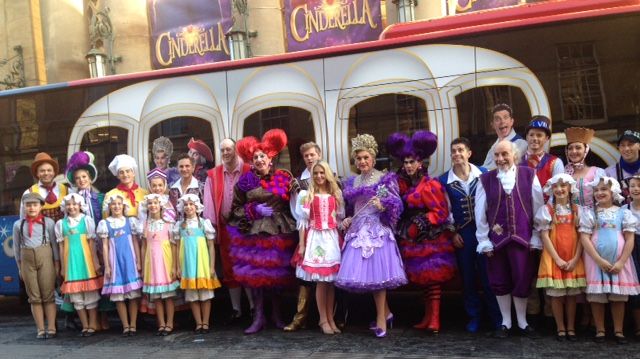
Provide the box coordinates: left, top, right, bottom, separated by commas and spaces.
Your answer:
294, 161, 343, 335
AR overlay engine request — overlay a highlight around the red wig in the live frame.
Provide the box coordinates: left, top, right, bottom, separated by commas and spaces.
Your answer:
236, 129, 288, 162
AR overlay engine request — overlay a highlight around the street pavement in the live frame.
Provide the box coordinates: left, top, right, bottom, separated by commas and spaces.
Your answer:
1, 292, 639, 359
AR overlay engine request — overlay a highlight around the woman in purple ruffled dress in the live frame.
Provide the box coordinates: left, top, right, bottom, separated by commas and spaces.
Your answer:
336, 134, 408, 338
227, 129, 297, 334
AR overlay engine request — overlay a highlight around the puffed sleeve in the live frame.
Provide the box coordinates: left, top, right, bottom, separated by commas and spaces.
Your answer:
171, 222, 181, 243
162, 201, 177, 223
137, 202, 146, 224
84, 215, 97, 239
578, 208, 596, 234
203, 219, 216, 241
128, 217, 140, 235
534, 205, 553, 232
378, 173, 403, 227
96, 219, 109, 239
622, 208, 638, 233
55, 220, 64, 243
292, 190, 309, 230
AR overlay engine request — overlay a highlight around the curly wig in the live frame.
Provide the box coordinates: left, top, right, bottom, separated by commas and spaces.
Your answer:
236, 129, 288, 162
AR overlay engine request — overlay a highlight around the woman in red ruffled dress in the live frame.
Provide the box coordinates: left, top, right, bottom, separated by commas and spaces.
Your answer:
227, 129, 298, 334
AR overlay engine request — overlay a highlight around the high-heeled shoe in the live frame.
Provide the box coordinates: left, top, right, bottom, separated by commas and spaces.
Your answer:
374, 327, 386, 338
319, 321, 334, 335
369, 313, 394, 330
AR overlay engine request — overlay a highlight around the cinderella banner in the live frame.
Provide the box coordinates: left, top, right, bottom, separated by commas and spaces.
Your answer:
455, 0, 550, 13
148, 0, 233, 69
284, 0, 383, 52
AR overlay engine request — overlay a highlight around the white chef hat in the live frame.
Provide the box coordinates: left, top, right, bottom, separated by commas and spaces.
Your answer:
108, 154, 138, 177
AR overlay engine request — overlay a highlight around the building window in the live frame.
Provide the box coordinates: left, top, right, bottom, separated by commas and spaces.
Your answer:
556, 42, 606, 124
395, 0, 417, 23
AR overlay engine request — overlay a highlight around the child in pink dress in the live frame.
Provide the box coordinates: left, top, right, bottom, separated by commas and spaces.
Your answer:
140, 194, 179, 336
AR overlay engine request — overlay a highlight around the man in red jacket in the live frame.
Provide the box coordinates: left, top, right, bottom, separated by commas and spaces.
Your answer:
203, 138, 251, 322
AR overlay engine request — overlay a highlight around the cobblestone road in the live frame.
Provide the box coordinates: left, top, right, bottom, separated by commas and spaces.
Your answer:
1, 293, 639, 359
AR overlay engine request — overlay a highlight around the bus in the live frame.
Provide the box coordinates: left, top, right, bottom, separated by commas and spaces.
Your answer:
0, 0, 638, 295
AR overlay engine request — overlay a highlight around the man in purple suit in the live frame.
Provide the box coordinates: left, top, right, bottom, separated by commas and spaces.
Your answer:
475, 140, 544, 338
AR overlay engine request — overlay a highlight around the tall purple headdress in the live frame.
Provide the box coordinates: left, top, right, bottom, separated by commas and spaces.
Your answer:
386, 130, 438, 161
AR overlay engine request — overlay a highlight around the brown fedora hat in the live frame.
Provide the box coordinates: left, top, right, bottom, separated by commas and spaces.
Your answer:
31, 152, 59, 178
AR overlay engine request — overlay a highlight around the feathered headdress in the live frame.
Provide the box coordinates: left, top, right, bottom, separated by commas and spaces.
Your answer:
386, 130, 437, 160
65, 151, 98, 184
236, 129, 288, 163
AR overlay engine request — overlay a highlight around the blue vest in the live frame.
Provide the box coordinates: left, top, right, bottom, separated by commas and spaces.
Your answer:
439, 166, 487, 231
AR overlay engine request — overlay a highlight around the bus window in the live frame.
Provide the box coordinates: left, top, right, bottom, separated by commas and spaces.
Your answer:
347, 94, 428, 172
243, 106, 314, 176
81, 126, 129, 193
148, 117, 216, 169
455, 85, 531, 167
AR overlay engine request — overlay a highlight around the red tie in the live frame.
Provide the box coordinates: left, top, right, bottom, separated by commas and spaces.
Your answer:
42, 183, 57, 204
116, 183, 140, 208
528, 154, 540, 168
26, 214, 44, 236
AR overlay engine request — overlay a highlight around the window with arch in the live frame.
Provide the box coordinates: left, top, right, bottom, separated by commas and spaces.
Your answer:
80, 126, 128, 192
148, 117, 215, 169
243, 106, 315, 176
455, 85, 531, 167
347, 93, 428, 172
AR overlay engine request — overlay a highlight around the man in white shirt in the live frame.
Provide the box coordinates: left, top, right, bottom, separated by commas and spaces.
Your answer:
475, 140, 544, 338
169, 154, 201, 211
482, 103, 528, 170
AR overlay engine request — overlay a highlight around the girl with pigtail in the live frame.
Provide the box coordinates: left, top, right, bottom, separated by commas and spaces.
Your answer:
227, 129, 298, 334
386, 130, 456, 334
534, 173, 586, 341
172, 194, 221, 333
293, 160, 344, 334
98, 193, 143, 336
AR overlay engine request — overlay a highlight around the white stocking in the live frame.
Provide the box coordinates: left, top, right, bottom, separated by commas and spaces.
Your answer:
513, 296, 529, 329
496, 294, 512, 329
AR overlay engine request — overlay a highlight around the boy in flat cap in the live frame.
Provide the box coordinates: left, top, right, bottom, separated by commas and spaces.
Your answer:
13, 192, 60, 339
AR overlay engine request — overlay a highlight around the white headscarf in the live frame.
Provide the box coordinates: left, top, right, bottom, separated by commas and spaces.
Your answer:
60, 193, 89, 214
176, 193, 204, 214
101, 192, 131, 215
587, 175, 625, 204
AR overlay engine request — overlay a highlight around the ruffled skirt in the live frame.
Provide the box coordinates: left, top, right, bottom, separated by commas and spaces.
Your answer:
335, 216, 407, 293
228, 225, 296, 288
399, 232, 457, 286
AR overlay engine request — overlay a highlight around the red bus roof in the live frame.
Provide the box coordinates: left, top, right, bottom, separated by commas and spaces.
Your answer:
2, 0, 639, 96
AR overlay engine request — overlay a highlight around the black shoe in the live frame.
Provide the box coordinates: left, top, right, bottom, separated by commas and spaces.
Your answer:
615, 332, 627, 345
556, 330, 567, 341
225, 310, 242, 325
593, 331, 606, 343
492, 325, 510, 339
567, 330, 577, 342
520, 326, 540, 339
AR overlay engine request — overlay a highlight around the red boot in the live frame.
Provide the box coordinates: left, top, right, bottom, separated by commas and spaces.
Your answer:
413, 291, 431, 329
427, 297, 440, 333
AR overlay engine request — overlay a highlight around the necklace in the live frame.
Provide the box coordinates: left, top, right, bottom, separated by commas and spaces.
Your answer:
356, 170, 380, 187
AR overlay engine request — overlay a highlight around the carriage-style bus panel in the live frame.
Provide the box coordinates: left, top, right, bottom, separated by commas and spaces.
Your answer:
69, 43, 617, 185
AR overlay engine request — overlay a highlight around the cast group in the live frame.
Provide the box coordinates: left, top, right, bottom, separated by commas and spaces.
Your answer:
12, 104, 640, 344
